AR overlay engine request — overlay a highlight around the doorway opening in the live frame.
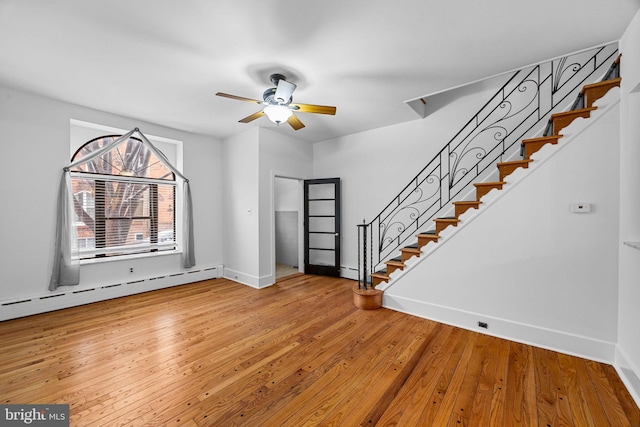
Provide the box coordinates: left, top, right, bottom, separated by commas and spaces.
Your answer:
274, 177, 304, 280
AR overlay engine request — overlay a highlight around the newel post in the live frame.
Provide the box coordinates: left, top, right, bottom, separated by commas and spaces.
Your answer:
354, 219, 382, 309
357, 219, 368, 290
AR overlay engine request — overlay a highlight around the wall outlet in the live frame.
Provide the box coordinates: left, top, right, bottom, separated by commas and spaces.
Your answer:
478, 321, 488, 329
129, 267, 134, 274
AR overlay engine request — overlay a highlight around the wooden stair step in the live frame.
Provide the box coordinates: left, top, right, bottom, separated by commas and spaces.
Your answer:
400, 244, 421, 262
581, 77, 621, 108
549, 107, 596, 135
434, 217, 459, 234
474, 181, 505, 201
452, 200, 481, 218
371, 271, 390, 286
385, 258, 404, 275
521, 135, 562, 159
417, 232, 439, 247
497, 159, 533, 181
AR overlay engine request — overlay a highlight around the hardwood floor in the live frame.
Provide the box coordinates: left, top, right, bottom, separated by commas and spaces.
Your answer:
1, 275, 638, 426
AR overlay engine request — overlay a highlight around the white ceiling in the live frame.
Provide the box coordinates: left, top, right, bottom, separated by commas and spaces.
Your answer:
0, 0, 638, 143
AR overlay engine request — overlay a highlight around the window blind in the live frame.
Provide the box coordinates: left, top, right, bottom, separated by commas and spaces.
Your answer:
71, 173, 176, 258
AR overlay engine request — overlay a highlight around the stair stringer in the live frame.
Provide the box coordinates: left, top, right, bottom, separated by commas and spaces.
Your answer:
380, 87, 621, 363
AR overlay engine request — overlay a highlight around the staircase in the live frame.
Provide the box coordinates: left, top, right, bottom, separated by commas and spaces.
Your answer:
370, 55, 621, 288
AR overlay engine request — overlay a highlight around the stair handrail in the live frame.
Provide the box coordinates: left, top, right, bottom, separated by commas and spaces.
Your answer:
357, 43, 619, 289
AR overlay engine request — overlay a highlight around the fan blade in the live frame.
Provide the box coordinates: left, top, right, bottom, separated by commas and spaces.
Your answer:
274, 79, 296, 103
239, 111, 265, 123
290, 103, 336, 115
216, 92, 262, 104
287, 114, 305, 130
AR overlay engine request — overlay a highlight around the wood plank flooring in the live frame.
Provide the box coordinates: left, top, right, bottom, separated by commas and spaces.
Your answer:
1, 275, 638, 426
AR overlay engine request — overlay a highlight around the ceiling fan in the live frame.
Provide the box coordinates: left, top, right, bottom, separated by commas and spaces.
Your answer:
216, 73, 336, 130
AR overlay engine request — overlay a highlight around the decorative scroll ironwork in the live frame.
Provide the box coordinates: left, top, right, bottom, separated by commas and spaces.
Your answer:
358, 43, 619, 283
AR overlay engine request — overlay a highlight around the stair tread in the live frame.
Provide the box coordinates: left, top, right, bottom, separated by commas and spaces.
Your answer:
522, 135, 563, 143
435, 217, 458, 221
371, 272, 389, 279
402, 245, 420, 251
453, 200, 481, 205
497, 159, 533, 166
386, 260, 404, 266
417, 232, 438, 237
551, 107, 596, 118
582, 77, 621, 91
474, 181, 506, 187
421, 230, 438, 235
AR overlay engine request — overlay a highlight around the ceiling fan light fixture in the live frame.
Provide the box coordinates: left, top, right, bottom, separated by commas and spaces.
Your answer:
264, 104, 293, 124
216, 73, 335, 131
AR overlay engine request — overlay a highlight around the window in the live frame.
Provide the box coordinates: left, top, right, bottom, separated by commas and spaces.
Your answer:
70, 135, 176, 259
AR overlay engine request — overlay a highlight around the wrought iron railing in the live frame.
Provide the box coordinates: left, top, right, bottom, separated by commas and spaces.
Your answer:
357, 43, 619, 289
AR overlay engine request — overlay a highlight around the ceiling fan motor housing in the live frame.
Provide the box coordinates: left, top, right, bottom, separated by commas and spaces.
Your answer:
269, 73, 287, 86
263, 87, 293, 105
263, 87, 277, 103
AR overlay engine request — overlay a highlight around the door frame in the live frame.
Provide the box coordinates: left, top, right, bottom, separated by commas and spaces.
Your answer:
271, 172, 306, 282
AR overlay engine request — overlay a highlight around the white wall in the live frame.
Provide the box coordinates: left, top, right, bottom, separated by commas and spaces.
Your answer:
222, 128, 260, 286
617, 8, 640, 405
0, 86, 223, 319
384, 92, 621, 362
275, 177, 300, 211
258, 128, 312, 285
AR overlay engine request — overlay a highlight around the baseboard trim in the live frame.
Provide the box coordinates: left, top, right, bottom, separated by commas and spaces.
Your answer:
384, 294, 616, 364
223, 268, 265, 289
615, 346, 640, 408
340, 266, 359, 281
0, 265, 223, 321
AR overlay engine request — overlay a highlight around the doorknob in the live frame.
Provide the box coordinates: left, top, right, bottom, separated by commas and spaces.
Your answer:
335, 233, 339, 237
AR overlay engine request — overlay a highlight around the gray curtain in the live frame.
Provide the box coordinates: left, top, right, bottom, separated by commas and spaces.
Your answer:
49, 171, 80, 290
49, 128, 195, 291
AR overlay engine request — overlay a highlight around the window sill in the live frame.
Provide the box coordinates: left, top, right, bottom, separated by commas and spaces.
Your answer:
79, 249, 182, 265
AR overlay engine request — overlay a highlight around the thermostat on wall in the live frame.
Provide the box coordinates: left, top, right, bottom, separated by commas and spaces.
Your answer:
570, 203, 591, 213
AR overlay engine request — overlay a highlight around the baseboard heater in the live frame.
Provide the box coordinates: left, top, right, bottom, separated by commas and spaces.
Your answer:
0, 265, 223, 321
